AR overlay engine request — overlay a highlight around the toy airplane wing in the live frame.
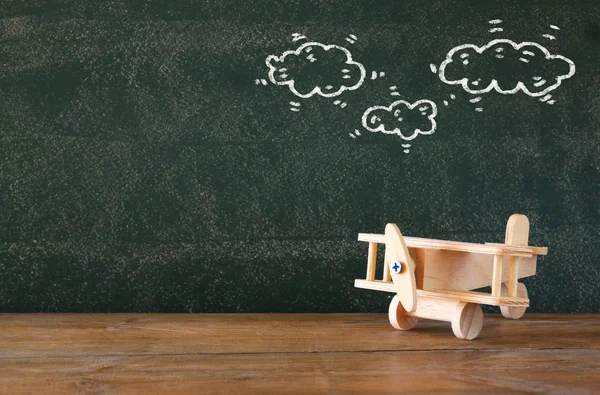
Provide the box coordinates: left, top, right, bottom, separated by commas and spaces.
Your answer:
385, 223, 418, 312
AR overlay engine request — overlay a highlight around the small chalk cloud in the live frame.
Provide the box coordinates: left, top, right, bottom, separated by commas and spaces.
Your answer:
361, 100, 438, 141
266, 42, 366, 99
438, 39, 575, 97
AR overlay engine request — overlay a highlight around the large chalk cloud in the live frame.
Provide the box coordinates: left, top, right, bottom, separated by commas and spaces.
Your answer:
438, 39, 575, 97
266, 42, 366, 98
362, 100, 438, 141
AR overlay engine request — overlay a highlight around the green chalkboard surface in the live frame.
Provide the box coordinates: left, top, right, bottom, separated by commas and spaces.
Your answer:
1, 1, 599, 313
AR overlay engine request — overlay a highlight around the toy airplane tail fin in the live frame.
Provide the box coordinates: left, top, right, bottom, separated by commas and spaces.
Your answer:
385, 223, 418, 312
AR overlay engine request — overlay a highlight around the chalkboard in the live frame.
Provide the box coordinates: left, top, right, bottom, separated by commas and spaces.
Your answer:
1, 0, 599, 313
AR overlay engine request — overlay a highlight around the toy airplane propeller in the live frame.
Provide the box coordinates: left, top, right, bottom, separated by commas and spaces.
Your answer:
384, 223, 417, 313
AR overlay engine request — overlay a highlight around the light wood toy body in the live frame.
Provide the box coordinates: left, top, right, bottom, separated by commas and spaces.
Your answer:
354, 214, 548, 340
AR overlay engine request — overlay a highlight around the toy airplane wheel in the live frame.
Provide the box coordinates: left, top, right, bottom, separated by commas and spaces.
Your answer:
500, 282, 528, 319
388, 294, 418, 330
451, 302, 484, 340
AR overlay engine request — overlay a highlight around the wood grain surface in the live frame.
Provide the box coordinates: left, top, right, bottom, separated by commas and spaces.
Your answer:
1, 314, 598, 393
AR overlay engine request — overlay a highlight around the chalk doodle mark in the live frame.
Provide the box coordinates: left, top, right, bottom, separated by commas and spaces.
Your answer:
361, 99, 438, 141
333, 100, 348, 108
389, 86, 401, 97
371, 71, 385, 80
349, 129, 362, 139
437, 39, 576, 98
488, 20, 504, 33
345, 34, 358, 44
265, 41, 366, 99
291, 33, 307, 43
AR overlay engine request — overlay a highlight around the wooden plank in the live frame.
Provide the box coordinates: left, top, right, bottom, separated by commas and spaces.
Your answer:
418, 289, 529, 307
503, 214, 531, 297
0, 349, 598, 394
4, 314, 598, 358
354, 278, 396, 292
354, 280, 529, 306
359, 234, 547, 256
366, 242, 377, 281
409, 247, 427, 289
508, 256, 519, 296
491, 254, 503, 296
484, 243, 548, 255
382, 258, 391, 282
418, 249, 537, 291
0, 314, 599, 393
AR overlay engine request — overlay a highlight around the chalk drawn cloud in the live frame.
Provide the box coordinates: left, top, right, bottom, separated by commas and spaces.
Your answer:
362, 100, 438, 141
438, 39, 575, 97
266, 42, 366, 99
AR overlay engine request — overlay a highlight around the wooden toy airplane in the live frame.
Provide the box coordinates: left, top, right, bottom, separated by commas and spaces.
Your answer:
354, 214, 547, 340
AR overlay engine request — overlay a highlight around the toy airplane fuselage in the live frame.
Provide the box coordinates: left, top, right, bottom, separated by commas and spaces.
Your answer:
354, 214, 547, 340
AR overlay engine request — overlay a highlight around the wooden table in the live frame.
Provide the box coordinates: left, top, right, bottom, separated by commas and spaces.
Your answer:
1, 314, 598, 394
